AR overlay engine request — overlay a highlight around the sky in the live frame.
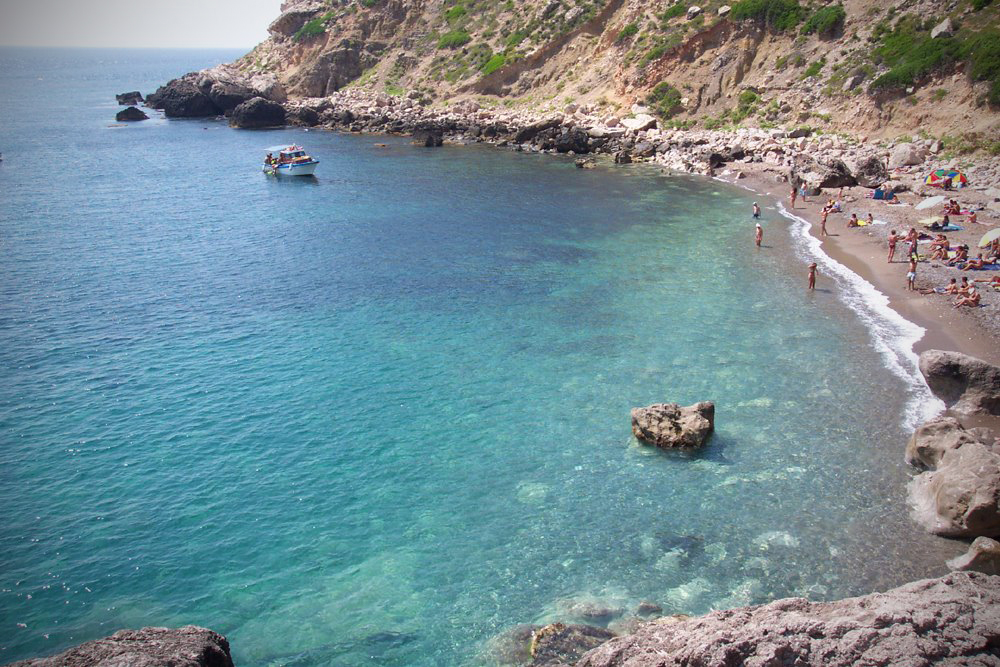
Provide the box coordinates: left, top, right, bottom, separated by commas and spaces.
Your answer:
0, 0, 283, 48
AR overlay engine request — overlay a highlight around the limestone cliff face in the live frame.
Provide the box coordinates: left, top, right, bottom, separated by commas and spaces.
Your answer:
164, 0, 1000, 139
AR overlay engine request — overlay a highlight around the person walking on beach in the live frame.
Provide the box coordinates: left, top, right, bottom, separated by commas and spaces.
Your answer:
887, 229, 898, 263
755, 223, 763, 247
790, 186, 797, 209
800, 184, 808, 204
820, 209, 829, 236
907, 257, 917, 291
808, 262, 817, 290
752, 202, 761, 219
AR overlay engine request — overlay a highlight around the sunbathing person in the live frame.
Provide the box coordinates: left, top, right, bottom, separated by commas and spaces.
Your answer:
962, 253, 987, 271
848, 213, 860, 228
947, 245, 969, 266
920, 278, 958, 295
954, 286, 981, 308
973, 275, 1000, 288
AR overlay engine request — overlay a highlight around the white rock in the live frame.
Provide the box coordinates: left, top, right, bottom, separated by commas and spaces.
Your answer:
687, 5, 702, 19
621, 114, 657, 131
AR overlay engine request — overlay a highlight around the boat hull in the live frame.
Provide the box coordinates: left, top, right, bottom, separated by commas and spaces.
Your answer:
263, 160, 318, 177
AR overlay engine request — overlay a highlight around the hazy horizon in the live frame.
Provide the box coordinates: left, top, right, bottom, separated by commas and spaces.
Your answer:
0, 0, 282, 48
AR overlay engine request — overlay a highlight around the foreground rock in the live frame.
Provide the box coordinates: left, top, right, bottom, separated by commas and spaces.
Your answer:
905, 415, 981, 469
909, 442, 1000, 537
7, 626, 233, 667
631, 401, 714, 448
147, 66, 284, 118
919, 350, 1000, 416
576, 572, 1000, 667
229, 97, 286, 129
116, 90, 143, 105
948, 537, 1000, 575
116, 107, 149, 121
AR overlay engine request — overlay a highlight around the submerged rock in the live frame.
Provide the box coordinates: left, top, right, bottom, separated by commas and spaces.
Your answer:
411, 127, 443, 147
576, 572, 1000, 667
948, 536, 1000, 575
229, 97, 286, 129
631, 401, 715, 448
7, 625, 234, 667
530, 623, 615, 666
909, 442, 1000, 538
115, 106, 149, 121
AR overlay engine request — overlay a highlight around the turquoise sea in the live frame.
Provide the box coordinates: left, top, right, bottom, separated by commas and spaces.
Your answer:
0, 49, 957, 666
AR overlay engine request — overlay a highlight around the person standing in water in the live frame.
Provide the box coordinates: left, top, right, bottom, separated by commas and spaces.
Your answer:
755, 223, 763, 247
752, 202, 761, 219
820, 209, 829, 237
808, 262, 817, 290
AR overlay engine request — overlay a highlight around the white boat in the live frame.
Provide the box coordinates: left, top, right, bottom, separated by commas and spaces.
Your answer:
263, 144, 319, 177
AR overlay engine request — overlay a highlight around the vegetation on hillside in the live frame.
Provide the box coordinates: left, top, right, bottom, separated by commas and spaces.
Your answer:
728, 0, 803, 32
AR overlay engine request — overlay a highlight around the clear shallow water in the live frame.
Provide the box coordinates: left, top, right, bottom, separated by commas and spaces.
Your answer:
0, 49, 959, 666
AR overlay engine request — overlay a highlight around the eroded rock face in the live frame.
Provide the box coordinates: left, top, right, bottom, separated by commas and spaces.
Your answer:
268, 2, 326, 37
948, 537, 1000, 575
631, 401, 714, 448
576, 572, 1000, 667
229, 97, 286, 128
919, 350, 1000, 416
909, 442, 1000, 538
7, 625, 234, 667
817, 159, 856, 188
146, 77, 221, 117
905, 415, 980, 469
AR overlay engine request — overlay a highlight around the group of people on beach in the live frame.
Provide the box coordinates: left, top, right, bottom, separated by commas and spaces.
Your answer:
751, 200, 817, 290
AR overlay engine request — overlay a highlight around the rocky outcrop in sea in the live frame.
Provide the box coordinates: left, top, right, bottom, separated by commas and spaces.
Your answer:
631, 401, 715, 448
5, 625, 233, 667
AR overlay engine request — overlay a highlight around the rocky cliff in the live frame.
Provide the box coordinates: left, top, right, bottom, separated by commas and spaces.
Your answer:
151, 0, 1000, 145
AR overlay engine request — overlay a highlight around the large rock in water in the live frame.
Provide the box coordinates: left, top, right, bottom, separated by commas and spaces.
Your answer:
909, 442, 1000, 537
7, 626, 233, 667
554, 128, 590, 154
631, 402, 714, 448
229, 97, 286, 129
146, 77, 221, 117
905, 415, 981, 469
919, 350, 1000, 416
116, 106, 149, 121
529, 623, 616, 666
576, 572, 1000, 667
116, 90, 143, 105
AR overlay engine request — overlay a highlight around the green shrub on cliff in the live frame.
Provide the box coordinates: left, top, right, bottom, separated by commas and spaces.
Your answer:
481, 53, 506, 75
801, 5, 845, 37
961, 29, 1000, 105
646, 82, 683, 118
294, 13, 333, 41
616, 23, 639, 42
729, 0, 803, 32
660, 3, 687, 20
869, 18, 960, 92
438, 30, 472, 49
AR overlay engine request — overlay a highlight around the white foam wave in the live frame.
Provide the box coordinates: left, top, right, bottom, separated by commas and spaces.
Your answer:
776, 202, 944, 430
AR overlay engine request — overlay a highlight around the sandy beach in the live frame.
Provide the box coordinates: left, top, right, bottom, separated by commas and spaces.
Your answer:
723, 167, 1000, 368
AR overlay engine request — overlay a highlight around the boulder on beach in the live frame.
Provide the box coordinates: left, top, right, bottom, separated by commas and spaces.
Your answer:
228, 97, 286, 129
888, 142, 927, 169
115, 107, 149, 121
853, 155, 889, 188
576, 572, 1000, 667
905, 415, 980, 469
514, 117, 562, 144
286, 106, 320, 126
613, 151, 632, 164
947, 536, 1000, 575
631, 401, 715, 448
116, 90, 143, 106
621, 114, 656, 132
919, 350, 1000, 416
909, 442, 1000, 538
817, 159, 856, 188
555, 128, 590, 154
6, 625, 234, 667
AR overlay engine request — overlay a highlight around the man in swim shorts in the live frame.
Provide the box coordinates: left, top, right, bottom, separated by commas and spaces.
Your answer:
907, 257, 917, 291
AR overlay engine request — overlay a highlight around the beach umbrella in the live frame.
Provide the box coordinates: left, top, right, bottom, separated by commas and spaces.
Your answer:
915, 195, 945, 210
978, 228, 1000, 248
925, 168, 969, 187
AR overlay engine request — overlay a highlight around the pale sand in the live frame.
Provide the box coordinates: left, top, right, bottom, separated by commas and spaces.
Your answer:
718, 167, 1000, 368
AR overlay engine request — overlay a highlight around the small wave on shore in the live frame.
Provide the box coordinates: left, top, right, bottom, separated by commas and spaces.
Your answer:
777, 202, 943, 430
